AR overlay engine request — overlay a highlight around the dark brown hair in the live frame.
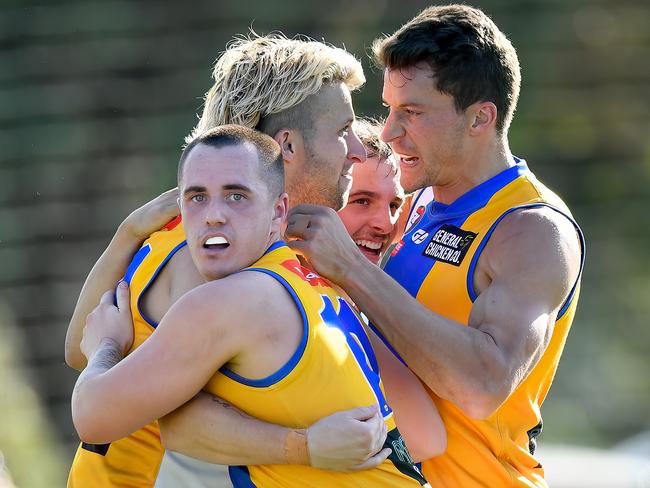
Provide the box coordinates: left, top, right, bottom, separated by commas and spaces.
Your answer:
179, 124, 284, 198
373, 4, 521, 133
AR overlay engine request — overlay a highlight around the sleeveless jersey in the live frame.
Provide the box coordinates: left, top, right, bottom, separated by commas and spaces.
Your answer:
205, 242, 430, 488
382, 159, 585, 487
68, 217, 186, 488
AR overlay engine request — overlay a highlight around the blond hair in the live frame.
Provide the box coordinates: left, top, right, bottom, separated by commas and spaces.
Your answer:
186, 34, 365, 143
353, 117, 391, 161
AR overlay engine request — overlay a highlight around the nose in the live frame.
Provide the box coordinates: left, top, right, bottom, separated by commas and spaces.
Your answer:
369, 206, 394, 235
347, 128, 366, 165
204, 200, 227, 226
380, 110, 403, 143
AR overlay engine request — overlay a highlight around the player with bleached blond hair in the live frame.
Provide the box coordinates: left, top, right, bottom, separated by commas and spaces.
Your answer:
65, 33, 443, 488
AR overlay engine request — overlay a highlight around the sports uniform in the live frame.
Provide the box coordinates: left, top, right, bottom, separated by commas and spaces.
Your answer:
68, 218, 186, 487
381, 158, 585, 487
207, 241, 430, 488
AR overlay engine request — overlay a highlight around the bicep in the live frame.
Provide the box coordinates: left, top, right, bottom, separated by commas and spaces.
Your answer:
470, 278, 556, 387
470, 209, 581, 383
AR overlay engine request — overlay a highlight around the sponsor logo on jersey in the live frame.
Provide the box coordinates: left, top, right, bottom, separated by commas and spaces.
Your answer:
411, 229, 429, 244
422, 224, 477, 266
390, 240, 404, 257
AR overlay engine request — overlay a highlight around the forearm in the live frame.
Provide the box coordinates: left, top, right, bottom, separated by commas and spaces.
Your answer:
368, 331, 446, 461
159, 392, 294, 466
342, 260, 506, 417
72, 337, 126, 442
65, 223, 143, 370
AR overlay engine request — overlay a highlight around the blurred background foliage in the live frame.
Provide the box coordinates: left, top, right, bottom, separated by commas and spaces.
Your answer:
1, 0, 648, 484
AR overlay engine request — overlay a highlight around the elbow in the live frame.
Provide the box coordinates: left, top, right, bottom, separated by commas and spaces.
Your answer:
456, 386, 508, 421
71, 387, 114, 444
73, 407, 111, 444
455, 353, 512, 420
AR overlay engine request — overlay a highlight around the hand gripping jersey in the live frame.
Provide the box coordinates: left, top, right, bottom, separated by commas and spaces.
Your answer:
68, 217, 186, 488
382, 159, 585, 487
205, 242, 430, 488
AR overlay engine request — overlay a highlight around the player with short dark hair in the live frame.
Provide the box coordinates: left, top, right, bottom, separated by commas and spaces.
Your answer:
286, 5, 585, 487
72, 126, 432, 487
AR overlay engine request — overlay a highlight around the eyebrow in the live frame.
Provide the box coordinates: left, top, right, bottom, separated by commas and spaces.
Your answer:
349, 190, 379, 199
382, 99, 426, 109
183, 183, 253, 195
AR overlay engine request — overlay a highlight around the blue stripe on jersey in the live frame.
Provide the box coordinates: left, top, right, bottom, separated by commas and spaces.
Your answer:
466, 203, 586, 320
123, 243, 151, 284
264, 240, 286, 255
228, 466, 257, 487
135, 241, 187, 329
367, 321, 407, 366
218, 267, 309, 388
319, 295, 392, 418
385, 159, 529, 299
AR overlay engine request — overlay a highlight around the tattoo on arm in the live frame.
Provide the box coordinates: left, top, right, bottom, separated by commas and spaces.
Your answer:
210, 395, 253, 420
80, 338, 125, 381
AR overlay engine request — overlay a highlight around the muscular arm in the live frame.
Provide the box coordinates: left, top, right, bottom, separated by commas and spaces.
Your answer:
72, 279, 245, 444
65, 189, 179, 370
74, 274, 390, 470
287, 205, 582, 419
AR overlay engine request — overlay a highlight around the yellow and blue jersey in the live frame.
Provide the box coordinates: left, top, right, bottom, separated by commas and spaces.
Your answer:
380, 158, 585, 487
205, 242, 430, 487
68, 217, 186, 488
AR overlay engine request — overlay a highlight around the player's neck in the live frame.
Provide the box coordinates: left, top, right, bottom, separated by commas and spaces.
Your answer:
433, 139, 514, 205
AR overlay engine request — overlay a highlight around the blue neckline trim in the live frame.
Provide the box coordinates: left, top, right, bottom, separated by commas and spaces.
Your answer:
218, 267, 309, 388
264, 240, 286, 255
135, 240, 187, 329
428, 157, 529, 224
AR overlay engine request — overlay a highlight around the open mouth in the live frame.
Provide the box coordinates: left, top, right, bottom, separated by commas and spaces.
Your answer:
355, 239, 384, 262
399, 156, 420, 167
203, 236, 230, 250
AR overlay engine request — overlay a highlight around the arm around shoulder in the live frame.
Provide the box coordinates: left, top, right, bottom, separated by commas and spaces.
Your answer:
64, 188, 179, 370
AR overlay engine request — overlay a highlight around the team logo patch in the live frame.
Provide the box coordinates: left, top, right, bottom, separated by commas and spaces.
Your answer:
411, 229, 429, 244
422, 224, 477, 266
281, 259, 331, 287
405, 205, 426, 233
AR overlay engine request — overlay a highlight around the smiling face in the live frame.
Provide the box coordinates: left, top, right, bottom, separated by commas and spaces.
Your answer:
337, 155, 405, 264
288, 82, 366, 210
179, 142, 286, 281
381, 65, 468, 193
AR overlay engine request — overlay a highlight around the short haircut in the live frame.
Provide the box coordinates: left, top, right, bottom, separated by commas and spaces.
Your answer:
372, 4, 521, 133
179, 125, 284, 199
186, 33, 365, 144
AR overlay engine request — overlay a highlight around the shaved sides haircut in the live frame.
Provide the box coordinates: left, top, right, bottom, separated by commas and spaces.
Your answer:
187, 34, 365, 143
